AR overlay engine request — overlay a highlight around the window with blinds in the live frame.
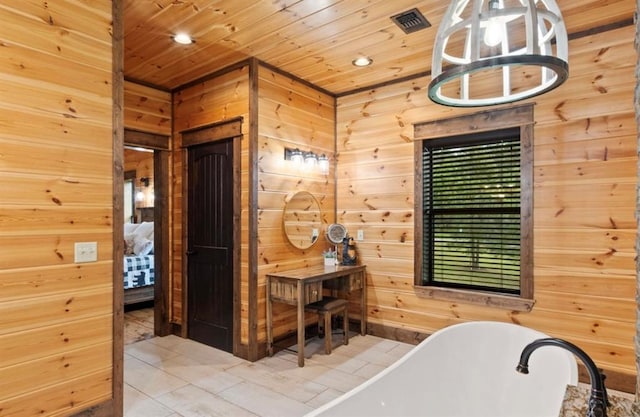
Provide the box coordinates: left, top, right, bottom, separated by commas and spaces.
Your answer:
422, 128, 521, 294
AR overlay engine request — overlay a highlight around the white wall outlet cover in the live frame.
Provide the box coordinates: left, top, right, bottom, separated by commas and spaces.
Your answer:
357, 230, 364, 241
75, 242, 98, 263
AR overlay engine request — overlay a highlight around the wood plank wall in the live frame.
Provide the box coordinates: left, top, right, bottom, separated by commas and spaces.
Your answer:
336, 25, 637, 378
123, 81, 171, 136
124, 149, 154, 181
0, 1, 115, 415
256, 65, 336, 343
172, 65, 251, 341
124, 148, 154, 210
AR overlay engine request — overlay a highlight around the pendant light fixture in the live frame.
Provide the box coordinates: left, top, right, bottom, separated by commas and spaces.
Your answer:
428, 0, 568, 107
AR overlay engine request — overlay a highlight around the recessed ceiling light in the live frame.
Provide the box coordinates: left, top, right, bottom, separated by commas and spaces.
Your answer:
352, 56, 372, 67
173, 33, 194, 45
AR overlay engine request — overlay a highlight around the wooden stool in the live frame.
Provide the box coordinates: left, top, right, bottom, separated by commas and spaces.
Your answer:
305, 296, 349, 354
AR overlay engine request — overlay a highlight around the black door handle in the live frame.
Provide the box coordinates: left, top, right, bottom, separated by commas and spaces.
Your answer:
186, 250, 198, 256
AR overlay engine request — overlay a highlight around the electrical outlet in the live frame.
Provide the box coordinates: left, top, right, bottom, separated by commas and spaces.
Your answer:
75, 242, 98, 263
356, 229, 364, 241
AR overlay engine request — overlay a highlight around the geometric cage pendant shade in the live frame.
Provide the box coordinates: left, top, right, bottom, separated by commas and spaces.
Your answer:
428, 0, 568, 107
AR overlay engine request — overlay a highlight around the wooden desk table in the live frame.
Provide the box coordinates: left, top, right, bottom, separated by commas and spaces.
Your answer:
266, 264, 367, 367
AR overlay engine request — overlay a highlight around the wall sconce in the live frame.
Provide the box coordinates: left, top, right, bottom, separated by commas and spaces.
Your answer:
284, 147, 330, 174
135, 190, 145, 202
136, 177, 152, 205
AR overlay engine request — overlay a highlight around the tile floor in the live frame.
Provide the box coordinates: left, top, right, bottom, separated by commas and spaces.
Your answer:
123, 329, 413, 417
124, 310, 636, 416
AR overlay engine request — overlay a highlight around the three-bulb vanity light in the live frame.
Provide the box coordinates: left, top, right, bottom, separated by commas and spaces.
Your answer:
284, 147, 330, 174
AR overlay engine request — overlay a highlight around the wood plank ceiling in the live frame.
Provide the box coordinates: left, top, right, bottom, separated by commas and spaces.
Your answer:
123, 0, 635, 95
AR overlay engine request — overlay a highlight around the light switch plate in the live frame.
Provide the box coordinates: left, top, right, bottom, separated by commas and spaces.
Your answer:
75, 242, 97, 263
356, 229, 364, 241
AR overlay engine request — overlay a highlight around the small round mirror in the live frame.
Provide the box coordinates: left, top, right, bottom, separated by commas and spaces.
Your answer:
326, 223, 347, 244
283, 191, 322, 249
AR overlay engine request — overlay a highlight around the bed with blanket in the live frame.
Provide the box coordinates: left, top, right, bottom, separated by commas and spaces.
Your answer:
123, 222, 155, 305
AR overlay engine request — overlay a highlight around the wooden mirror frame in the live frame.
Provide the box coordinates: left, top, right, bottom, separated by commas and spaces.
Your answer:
282, 191, 322, 250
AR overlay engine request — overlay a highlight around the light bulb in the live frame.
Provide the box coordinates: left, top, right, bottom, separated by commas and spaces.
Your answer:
317, 154, 329, 174
352, 56, 372, 67
304, 152, 317, 170
483, 0, 503, 47
173, 33, 193, 45
289, 148, 304, 166
483, 19, 503, 46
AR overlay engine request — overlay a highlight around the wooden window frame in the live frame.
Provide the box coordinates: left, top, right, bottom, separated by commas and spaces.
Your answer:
413, 105, 534, 312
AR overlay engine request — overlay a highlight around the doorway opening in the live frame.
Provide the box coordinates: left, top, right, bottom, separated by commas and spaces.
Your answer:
123, 130, 171, 341
123, 147, 156, 344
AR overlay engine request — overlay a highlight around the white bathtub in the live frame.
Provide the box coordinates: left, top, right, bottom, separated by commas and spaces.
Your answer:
305, 321, 578, 417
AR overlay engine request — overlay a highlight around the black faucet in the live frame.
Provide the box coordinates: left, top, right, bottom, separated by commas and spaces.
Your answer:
516, 338, 608, 417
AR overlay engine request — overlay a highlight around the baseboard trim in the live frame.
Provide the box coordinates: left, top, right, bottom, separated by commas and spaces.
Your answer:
170, 322, 182, 337
366, 321, 428, 345
71, 399, 114, 417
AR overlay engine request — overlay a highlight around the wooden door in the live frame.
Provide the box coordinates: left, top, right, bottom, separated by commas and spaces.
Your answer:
187, 139, 234, 352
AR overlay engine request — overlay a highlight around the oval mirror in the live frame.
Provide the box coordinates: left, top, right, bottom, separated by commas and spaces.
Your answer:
283, 191, 322, 249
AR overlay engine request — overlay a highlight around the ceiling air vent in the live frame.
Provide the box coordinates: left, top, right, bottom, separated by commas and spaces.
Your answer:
390, 8, 431, 34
